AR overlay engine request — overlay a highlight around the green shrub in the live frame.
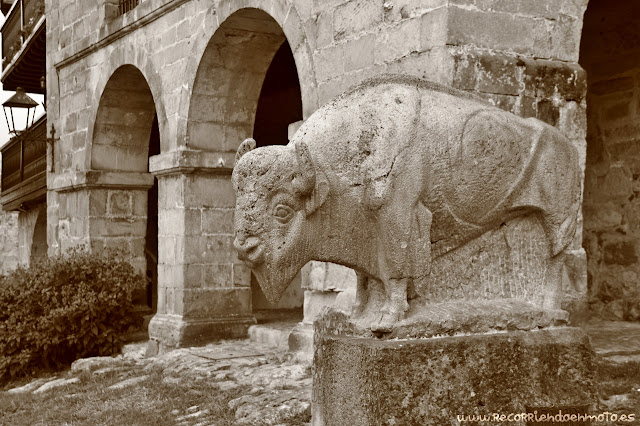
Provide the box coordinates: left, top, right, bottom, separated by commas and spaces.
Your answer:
0, 249, 145, 383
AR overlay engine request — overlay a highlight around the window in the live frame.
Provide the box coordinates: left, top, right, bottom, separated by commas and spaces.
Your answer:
118, 0, 139, 15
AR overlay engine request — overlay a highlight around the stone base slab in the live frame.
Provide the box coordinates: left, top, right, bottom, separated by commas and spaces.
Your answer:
347, 299, 568, 339
313, 317, 598, 425
147, 313, 256, 355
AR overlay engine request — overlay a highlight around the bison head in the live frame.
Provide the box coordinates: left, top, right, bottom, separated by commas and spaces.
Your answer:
232, 139, 329, 303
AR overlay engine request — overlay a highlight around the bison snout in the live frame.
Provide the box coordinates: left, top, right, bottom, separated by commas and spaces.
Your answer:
233, 236, 264, 265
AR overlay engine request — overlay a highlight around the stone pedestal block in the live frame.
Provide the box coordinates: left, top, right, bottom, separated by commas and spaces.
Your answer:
312, 312, 598, 426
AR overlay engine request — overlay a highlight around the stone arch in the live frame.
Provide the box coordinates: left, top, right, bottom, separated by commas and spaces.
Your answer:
579, 0, 640, 319
88, 46, 168, 165
184, 4, 309, 313
91, 65, 159, 171
185, 2, 317, 152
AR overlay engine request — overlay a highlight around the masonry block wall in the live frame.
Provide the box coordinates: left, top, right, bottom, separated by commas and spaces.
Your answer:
0, 160, 21, 275
0, 211, 19, 275
0, 197, 19, 275
580, 0, 640, 320
45, 0, 595, 350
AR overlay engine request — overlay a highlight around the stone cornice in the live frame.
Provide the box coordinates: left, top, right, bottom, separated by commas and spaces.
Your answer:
149, 150, 235, 177
50, 170, 155, 193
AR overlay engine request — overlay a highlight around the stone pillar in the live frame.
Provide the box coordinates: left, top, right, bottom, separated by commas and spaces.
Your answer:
302, 262, 356, 324
288, 261, 356, 354
50, 171, 154, 272
147, 150, 255, 353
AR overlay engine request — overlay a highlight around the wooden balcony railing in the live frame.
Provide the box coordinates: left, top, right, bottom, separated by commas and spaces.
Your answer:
119, 0, 139, 15
1, 0, 44, 66
1, 115, 46, 194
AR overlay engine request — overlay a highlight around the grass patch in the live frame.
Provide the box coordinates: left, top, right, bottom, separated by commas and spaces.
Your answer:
0, 369, 249, 426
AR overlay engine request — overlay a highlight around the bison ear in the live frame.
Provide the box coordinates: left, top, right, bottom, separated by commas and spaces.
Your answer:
304, 172, 329, 217
235, 138, 257, 164
294, 143, 328, 216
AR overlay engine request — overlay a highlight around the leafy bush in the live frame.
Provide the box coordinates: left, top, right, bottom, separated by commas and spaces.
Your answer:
0, 249, 145, 382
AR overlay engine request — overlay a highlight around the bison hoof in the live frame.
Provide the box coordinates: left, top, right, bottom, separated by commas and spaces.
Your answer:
370, 310, 404, 333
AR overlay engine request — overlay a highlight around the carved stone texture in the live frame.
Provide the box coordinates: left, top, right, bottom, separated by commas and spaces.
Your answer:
232, 74, 581, 334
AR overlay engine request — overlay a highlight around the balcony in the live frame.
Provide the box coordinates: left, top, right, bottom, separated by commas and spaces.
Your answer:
1, 0, 46, 94
1, 115, 47, 211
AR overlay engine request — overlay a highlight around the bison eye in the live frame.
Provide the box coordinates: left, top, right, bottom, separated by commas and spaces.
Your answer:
273, 204, 294, 224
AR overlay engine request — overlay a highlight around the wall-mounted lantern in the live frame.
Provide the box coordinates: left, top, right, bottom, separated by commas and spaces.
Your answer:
2, 87, 38, 136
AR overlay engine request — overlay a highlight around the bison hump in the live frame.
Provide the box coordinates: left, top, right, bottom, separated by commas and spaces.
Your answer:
442, 109, 539, 224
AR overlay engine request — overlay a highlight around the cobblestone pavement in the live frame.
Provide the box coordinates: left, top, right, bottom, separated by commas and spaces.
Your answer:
6, 339, 312, 426
6, 320, 640, 425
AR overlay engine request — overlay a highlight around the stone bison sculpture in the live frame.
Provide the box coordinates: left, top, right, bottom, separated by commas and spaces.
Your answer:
232, 75, 580, 331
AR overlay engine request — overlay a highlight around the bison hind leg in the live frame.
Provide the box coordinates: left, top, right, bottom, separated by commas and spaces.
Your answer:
538, 209, 576, 311
542, 252, 565, 310
535, 204, 577, 257
352, 272, 369, 317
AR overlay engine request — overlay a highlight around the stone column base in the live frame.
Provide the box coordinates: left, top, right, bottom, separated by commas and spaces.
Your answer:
313, 313, 598, 426
146, 313, 256, 355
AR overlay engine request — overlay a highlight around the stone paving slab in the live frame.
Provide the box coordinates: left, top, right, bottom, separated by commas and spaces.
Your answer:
190, 349, 267, 360
4, 336, 311, 425
33, 377, 80, 394
7, 377, 56, 394
108, 375, 150, 390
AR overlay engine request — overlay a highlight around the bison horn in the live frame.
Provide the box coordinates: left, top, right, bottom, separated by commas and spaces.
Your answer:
235, 138, 257, 164
292, 142, 316, 195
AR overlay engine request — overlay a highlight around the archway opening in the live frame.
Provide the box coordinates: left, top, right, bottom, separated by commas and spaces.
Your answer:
146, 114, 160, 312
29, 203, 47, 265
92, 65, 156, 172
188, 8, 306, 321
580, 0, 640, 320
92, 65, 159, 316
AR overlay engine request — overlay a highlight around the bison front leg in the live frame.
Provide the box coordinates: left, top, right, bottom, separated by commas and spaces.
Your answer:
352, 272, 369, 317
371, 199, 432, 332
372, 278, 410, 332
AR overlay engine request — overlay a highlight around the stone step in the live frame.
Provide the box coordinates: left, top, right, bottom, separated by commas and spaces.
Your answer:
248, 322, 297, 349
597, 353, 640, 382
248, 324, 289, 349
248, 309, 303, 350
584, 319, 640, 382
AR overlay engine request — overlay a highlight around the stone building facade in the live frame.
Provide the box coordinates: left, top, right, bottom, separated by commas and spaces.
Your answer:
0, 0, 635, 349
0, 161, 19, 275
